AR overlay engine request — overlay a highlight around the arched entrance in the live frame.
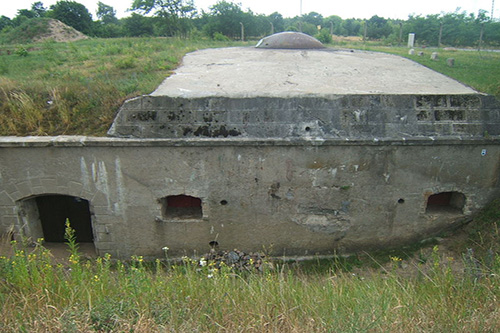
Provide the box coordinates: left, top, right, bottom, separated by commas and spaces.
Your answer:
18, 194, 94, 243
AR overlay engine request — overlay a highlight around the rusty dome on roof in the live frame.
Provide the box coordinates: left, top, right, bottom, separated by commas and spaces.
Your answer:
256, 31, 325, 49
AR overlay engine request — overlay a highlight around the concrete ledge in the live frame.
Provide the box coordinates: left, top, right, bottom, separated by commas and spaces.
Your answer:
1, 135, 499, 148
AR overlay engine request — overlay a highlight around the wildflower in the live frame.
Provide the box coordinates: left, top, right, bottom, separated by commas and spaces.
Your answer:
162, 246, 169, 252
69, 254, 79, 264
199, 258, 207, 267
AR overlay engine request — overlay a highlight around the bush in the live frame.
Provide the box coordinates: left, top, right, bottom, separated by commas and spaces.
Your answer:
316, 29, 333, 44
15, 47, 29, 57
115, 56, 136, 69
212, 32, 230, 41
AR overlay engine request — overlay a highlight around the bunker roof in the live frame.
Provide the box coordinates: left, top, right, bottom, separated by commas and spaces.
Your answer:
150, 47, 477, 98
108, 40, 499, 139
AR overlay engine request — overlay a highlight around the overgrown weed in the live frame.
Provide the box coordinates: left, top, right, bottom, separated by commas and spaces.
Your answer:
0, 37, 248, 136
1, 214, 499, 331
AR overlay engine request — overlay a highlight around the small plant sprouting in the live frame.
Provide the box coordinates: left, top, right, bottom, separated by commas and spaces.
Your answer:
64, 219, 80, 265
15, 47, 29, 57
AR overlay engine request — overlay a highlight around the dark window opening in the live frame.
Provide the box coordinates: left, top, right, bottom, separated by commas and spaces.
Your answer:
162, 195, 202, 219
36, 195, 94, 243
425, 192, 465, 214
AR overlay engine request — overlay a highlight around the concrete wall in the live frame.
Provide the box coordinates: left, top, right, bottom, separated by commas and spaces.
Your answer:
1, 137, 499, 259
108, 94, 500, 139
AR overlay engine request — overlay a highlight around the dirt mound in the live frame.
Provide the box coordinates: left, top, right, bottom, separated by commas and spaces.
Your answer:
1, 18, 88, 44
33, 19, 88, 43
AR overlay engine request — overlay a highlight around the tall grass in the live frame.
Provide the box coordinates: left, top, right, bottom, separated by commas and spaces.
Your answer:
0, 38, 250, 136
1, 221, 499, 331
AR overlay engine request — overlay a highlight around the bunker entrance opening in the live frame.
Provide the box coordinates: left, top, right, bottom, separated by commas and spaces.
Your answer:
19, 195, 94, 243
425, 192, 465, 214
161, 195, 202, 219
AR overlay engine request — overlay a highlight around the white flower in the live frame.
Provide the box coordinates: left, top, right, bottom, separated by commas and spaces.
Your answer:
162, 246, 169, 251
199, 258, 207, 267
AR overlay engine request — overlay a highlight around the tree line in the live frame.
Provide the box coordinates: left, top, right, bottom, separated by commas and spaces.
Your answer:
1, 0, 499, 47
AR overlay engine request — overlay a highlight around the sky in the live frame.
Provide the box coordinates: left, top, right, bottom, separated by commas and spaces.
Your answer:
2, 0, 499, 21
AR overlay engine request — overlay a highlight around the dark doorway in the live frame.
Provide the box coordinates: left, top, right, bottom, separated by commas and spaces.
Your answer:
36, 195, 94, 243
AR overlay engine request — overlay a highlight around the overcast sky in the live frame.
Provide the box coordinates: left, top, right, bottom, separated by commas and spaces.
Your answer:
2, 0, 498, 20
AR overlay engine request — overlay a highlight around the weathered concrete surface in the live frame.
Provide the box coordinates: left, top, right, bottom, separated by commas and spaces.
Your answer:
108, 94, 500, 139
256, 31, 325, 49
151, 48, 476, 98
0, 136, 499, 259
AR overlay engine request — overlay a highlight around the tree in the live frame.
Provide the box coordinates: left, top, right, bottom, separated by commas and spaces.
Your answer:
267, 12, 284, 34
405, 14, 440, 45
0, 16, 13, 31
97, 2, 118, 24
324, 15, 345, 35
342, 18, 362, 36
16, 9, 37, 20
131, 0, 196, 37
122, 13, 154, 37
203, 1, 246, 38
302, 12, 323, 28
49, 1, 93, 34
366, 15, 392, 39
31, 2, 47, 17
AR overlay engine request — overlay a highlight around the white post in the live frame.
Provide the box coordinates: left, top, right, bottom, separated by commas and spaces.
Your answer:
408, 33, 415, 48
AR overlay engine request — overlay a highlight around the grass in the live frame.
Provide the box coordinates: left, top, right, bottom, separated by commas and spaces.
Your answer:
0, 38, 251, 136
364, 45, 500, 98
0, 37, 499, 136
1, 203, 499, 331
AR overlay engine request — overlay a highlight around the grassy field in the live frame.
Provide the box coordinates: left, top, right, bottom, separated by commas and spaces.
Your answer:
0, 38, 251, 136
0, 37, 499, 137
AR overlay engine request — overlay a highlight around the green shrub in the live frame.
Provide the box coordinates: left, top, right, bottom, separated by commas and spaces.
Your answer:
316, 29, 333, 44
15, 47, 29, 57
115, 56, 136, 69
213, 32, 230, 41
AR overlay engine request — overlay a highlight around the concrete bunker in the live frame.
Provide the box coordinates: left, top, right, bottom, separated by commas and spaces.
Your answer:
425, 191, 466, 214
1, 40, 499, 259
17, 194, 94, 243
160, 194, 203, 220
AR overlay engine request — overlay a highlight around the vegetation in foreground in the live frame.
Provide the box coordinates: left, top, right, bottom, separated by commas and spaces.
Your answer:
0, 37, 499, 137
0, 200, 499, 331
